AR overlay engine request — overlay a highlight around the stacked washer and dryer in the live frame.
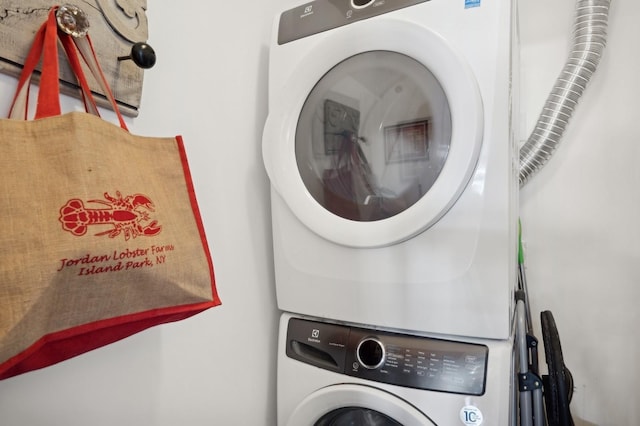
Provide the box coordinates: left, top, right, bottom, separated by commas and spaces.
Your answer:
263, 0, 519, 424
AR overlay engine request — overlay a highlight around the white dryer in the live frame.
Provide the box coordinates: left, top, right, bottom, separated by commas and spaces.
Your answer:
263, 0, 519, 339
277, 313, 515, 425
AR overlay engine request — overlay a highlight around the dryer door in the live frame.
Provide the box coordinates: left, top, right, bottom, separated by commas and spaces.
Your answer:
263, 20, 483, 248
286, 384, 435, 426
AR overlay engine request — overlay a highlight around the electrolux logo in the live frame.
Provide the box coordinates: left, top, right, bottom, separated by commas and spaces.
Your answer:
308, 329, 321, 343
300, 4, 314, 18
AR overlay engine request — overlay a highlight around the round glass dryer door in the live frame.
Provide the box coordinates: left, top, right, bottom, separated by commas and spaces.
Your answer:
262, 18, 483, 248
296, 51, 452, 222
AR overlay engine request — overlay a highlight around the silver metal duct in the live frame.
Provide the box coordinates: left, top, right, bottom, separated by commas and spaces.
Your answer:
519, 0, 611, 187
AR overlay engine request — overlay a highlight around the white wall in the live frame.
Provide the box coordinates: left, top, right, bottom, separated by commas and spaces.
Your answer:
0, 1, 285, 425
519, 0, 640, 425
0, 1, 637, 425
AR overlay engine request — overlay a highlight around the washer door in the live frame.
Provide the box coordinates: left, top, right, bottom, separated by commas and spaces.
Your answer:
286, 384, 435, 426
263, 19, 483, 248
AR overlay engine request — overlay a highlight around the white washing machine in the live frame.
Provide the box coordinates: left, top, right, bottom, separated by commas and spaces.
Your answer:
278, 313, 515, 425
263, 0, 519, 339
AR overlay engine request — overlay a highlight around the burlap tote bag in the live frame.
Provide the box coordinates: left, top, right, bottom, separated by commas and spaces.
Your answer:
0, 7, 220, 380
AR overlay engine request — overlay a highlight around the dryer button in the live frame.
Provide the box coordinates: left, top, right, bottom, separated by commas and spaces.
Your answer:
357, 337, 386, 370
351, 0, 375, 8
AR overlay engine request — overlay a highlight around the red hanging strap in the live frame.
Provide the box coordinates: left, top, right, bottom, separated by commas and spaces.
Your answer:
8, 20, 47, 119
9, 6, 128, 131
35, 7, 62, 118
58, 33, 99, 116
72, 35, 128, 130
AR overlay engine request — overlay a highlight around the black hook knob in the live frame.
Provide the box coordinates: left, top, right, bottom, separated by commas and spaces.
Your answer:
118, 42, 156, 69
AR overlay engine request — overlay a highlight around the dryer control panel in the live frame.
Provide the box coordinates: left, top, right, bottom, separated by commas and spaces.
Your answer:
278, 0, 430, 44
286, 317, 488, 395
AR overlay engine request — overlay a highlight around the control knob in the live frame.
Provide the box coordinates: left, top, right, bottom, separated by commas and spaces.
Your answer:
356, 337, 385, 370
351, 0, 375, 8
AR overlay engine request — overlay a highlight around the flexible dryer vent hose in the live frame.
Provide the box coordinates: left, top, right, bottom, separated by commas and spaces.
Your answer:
519, 0, 611, 187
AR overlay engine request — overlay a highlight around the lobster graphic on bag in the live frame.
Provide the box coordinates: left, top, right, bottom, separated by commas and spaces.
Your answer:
59, 191, 162, 240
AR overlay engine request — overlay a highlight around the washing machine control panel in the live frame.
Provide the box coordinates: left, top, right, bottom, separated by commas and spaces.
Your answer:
278, 0, 430, 44
286, 318, 488, 395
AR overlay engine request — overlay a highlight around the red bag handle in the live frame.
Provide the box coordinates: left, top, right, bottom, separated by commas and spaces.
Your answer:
9, 18, 48, 119
58, 30, 100, 116
10, 8, 96, 119
9, 7, 128, 131
71, 36, 128, 129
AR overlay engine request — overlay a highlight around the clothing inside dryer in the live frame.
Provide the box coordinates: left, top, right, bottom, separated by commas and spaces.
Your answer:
315, 407, 402, 426
296, 50, 452, 222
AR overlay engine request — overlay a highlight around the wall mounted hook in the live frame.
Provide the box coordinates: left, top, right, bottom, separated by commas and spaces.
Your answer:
56, 4, 90, 38
118, 42, 156, 69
